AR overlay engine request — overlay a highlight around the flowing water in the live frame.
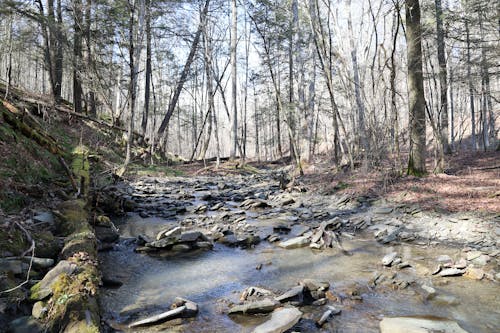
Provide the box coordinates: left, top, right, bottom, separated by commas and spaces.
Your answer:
99, 179, 500, 333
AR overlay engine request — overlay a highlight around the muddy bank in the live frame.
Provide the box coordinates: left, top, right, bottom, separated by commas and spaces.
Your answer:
98, 173, 500, 332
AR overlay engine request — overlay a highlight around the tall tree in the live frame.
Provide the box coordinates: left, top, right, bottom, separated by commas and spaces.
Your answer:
406, 0, 427, 175
434, 0, 450, 159
141, 0, 152, 135
230, 0, 238, 159
156, 0, 210, 139
73, 0, 84, 113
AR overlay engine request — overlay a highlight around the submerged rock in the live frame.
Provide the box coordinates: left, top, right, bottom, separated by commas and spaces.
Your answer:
379, 316, 468, 333
252, 307, 302, 333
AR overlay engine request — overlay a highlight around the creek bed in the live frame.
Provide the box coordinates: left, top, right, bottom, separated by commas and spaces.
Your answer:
99, 214, 499, 332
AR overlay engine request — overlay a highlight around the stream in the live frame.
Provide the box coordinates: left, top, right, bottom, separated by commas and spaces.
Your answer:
98, 174, 500, 332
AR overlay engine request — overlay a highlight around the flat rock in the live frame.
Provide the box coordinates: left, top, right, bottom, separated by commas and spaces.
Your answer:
380, 316, 468, 333
252, 307, 302, 333
278, 236, 310, 249
382, 252, 398, 266
228, 299, 279, 315
438, 268, 465, 277
275, 285, 304, 304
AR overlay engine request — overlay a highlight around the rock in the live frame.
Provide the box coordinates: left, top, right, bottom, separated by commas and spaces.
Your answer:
95, 226, 119, 243
156, 226, 182, 240
8, 316, 43, 333
171, 244, 192, 252
438, 268, 465, 277
453, 258, 467, 269
380, 316, 468, 333
180, 231, 204, 242
128, 306, 186, 328
312, 298, 327, 306
420, 284, 436, 300
300, 279, 330, 291
30, 260, 78, 301
228, 299, 279, 315
171, 297, 198, 317
252, 307, 302, 333
0, 259, 24, 275
464, 267, 484, 280
397, 262, 411, 270
33, 212, 55, 225
382, 252, 398, 266
466, 251, 482, 261
375, 207, 393, 214
316, 305, 341, 327
31, 302, 47, 319
275, 285, 304, 304
241, 287, 273, 301
471, 255, 490, 266
278, 236, 310, 249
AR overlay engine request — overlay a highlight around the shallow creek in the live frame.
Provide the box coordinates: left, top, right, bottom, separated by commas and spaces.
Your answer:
99, 179, 500, 333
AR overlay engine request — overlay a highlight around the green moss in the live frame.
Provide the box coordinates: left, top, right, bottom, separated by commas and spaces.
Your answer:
46, 265, 100, 332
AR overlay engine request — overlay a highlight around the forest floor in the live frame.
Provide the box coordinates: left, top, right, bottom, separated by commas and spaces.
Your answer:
174, 151, 500, 215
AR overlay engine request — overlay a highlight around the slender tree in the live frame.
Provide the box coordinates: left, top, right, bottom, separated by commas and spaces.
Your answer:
406, 0, 427, 175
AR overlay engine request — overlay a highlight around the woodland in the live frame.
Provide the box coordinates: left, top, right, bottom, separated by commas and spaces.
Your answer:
0, 0, 499, 332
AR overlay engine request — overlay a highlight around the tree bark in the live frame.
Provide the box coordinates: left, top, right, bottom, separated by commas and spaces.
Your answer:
434, 0, 450, 155
406, 0, 427, 175
230, 0, 238, 159
142, 0, 152, 136
73, 0, 84, 113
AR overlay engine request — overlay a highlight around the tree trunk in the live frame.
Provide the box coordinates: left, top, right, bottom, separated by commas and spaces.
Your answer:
347, 0, 368, 166
406, 0, 427, 176
230, 0, 238, 159
142, 0, 152, 136
156, 0, 210, 138
465, 18, 476, 151
124, 0, 136, 168
85, 0, 97, 117
73, 0, 84, 113
434, 0, 450, 155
